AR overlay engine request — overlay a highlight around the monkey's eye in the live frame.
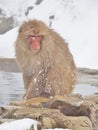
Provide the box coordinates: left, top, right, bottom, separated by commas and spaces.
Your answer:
32, 35, 44, 39
37, 35, 44, 39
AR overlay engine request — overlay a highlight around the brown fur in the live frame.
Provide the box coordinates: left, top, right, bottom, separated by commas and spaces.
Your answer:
15, 19, 76, 99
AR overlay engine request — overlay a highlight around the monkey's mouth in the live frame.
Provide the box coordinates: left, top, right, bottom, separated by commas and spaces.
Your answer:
27, 35, 43, 51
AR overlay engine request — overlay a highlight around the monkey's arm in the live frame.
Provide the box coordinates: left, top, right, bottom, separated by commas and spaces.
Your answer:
23, 74, 32, 90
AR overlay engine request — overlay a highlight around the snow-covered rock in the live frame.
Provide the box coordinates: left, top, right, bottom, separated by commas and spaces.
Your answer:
0, 118, 38, 130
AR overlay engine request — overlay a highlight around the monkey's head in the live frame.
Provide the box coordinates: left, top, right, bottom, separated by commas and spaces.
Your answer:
18, 19, 49, 52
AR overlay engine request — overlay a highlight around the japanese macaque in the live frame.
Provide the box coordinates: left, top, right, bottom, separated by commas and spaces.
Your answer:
15, 19, 76, 99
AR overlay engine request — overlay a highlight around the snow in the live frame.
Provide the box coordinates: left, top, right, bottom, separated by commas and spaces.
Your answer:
0, 118, 38, 130
0, 0, 24, 15
42, 128, 71, 130
0, 118, 71, 130
0, 27, 18, 58
0, 0, 98, 69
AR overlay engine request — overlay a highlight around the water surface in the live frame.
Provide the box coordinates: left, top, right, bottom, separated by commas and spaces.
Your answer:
0, 71, 98, 106
0, 71, 24, 106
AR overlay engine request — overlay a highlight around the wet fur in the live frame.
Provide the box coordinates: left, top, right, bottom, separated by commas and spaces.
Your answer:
15, 19, 76, 99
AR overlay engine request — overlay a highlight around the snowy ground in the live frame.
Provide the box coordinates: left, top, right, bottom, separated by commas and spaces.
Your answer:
0, 0, 98, 69
0, 118, 70, 130
0, 118, 38, 130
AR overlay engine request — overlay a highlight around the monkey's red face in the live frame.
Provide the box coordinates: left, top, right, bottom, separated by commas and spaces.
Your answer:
27, 35, 43, 51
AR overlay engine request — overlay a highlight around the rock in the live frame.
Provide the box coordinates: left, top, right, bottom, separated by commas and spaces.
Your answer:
0, 6, 16, 34
13, 107, 61, 119
49, 95, 83, 116
0, 106, 92, 130
54, 116, 92, 130
0, 107, 6, 115
77, 98, 98, 128
1, 94, 98, 129
48, 94, 98, 129
41, 116, 92, 130
10, 97, 49, 107
41, 117, 56, 129
0, 17, 15, 34
0, 106, 20, 119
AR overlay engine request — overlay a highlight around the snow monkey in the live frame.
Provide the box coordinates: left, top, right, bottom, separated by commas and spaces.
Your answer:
15, 19, 76, 99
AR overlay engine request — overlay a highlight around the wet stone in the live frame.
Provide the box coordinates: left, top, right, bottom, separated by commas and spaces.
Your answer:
0, 94, 98, 129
